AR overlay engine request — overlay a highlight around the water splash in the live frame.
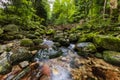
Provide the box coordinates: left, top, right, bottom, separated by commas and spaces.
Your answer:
51, 65, 72, 80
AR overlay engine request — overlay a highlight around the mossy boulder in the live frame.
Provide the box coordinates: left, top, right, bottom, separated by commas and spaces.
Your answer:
0, 28, 3, 35
1, 34, 15, 40
33, 39, 43, 45
10, 48, 32, 64
35, 28, 45, 35
103, 51, 120, 65
78, 32, 97, 42
14, 34, 23, 39
46, 29, 55, 35
0, 58, 12, 74
93, 35, 120, 51
95, 52, 103, 59
69, 33, 79, 43
75, 42, 96, 56
3, 24, 19, 32
59, 38, 70, 47
53, 33, 69, 46
20, 38, 34, 47
26, 34, 37, 39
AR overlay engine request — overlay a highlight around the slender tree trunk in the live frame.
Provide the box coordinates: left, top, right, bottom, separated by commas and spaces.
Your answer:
103, 0, 107, 19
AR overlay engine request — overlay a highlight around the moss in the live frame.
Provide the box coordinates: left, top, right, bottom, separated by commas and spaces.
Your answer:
14, 34, 23, 39
10, 48, 33, 64
46, 29, 55, 35
3, 24, 19, 32
69, 33, 79, 42
76, 42, 96, 56
34, 31, 41, 36
26, 34, 37, 39
33, 39, 43, 45
1, 34, 15, 40
78, 32, 97, 42
93, 35, 120, 51
20, 38, 34, 47
95, 52, 103, 58
0, 59, 12, 74
35, 28, 45, 35
0, 28, 3, 35
103, 51, 120, 65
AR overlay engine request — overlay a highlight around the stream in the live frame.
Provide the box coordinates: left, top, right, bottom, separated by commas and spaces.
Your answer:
34, 39, 78, 80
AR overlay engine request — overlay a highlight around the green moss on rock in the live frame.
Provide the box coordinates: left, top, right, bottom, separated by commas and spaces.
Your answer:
26, 34, 37, 39
78, 32, 97, 42
20, 38, 34, 47
10, 48, 33, 64
93, 35, 120, 51
0, 58, 12, 74
69, 33, 79, 42
33, 39, 43, 45
95, 52, 103, 58
3, 24, 19, 32
75, 42, 96, 56
103, 51, 120, 65
0, 28, 3, 35
46, 29, 55, 35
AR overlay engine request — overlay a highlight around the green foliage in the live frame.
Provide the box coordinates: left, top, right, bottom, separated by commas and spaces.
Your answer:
51, 0, 77, 25
0, 0, 47, 29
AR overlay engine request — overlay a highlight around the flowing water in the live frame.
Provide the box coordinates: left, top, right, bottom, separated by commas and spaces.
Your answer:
34, 39, 77, 80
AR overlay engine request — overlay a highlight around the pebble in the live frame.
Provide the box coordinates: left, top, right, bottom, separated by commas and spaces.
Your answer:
19, 61, 29, 68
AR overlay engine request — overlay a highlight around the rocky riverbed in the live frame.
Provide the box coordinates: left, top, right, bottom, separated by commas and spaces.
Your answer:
0, 39, 119, 80
0, 24, 120, 80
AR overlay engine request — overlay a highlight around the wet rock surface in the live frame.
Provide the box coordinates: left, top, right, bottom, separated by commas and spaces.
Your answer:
75, 42, 96, 57
0, 39, 119, 80
103, 51, 120, 65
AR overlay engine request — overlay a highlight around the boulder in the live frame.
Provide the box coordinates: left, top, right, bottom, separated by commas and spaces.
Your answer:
103, 51, 120, 65
33, 39, 43, 45
69, 33, 79, 43
26, 34, 37, 39
34, 47, 63, 61
0, 58, 12, 74
3, 24, 19, 32
75, 42, 96, 56
10, 48, 33, 64
20, 38, 34, 47
93, 35, 120, 51
0, 52, 12, 74
78, 32, 97, 42
46, 29, 55, 35
53, 33, 69, 46
0, 28, 3, 35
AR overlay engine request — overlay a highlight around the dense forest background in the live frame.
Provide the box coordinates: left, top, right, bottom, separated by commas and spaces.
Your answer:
0, 0, 120, 29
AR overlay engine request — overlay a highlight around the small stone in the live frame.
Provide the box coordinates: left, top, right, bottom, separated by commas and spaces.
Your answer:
61, 57, 67, 61
31, 50, 37, 55
19, 61, 29, 68
6, 43, 13, 48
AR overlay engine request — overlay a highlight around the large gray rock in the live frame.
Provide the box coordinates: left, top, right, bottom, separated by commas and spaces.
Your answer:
10, 48, 33, 64
93, 35, 120, 51
103, 51, 120, 65
0, 52, 12, 74
0, 58, 12, 74
34, 47, 63, 61
75, 42, 96, 56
